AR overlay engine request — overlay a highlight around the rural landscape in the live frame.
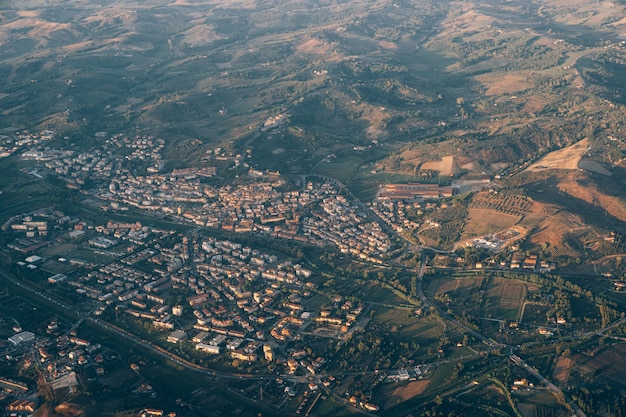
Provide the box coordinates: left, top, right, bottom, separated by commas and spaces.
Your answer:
2, 0, 626, 416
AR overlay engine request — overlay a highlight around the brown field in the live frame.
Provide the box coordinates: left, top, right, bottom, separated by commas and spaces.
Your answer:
552, 357, 574, 386
475, 73, 533, 96
358, 104, 390, 138
557, 177, 626, 223
296, 38, 331, 55
526, 210, 585, 252
382, 380, 430, 409
420, 155, 461, 176
526, 138, 588, 172
440, 9, 495, 33
180, 25, 222, 47
463, 208, 521, 237
378, 40, 398, 50
521, 94, 554, 114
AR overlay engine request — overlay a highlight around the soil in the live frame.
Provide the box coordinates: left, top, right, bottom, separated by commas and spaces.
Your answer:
552, 356, 574, 386
381, 380, 430, 409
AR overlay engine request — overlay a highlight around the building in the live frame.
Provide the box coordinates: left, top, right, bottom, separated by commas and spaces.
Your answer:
8, 331, 35, 346
167, 330, 187, 343
379, 183, 457, 200
25, 255, 42, 263
6, 399, 36, 412
48, 273, 67, 284
195, 343, 220, 354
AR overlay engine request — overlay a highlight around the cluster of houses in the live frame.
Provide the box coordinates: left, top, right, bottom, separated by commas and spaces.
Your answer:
302, 193, 392, 263
42, 223, 365, 372
3, 210, 88, 254
103, 169, 394, 263
17, 133, 165, 190
370, 199, 422, 232
1, 320, 114, 412
0, 129, 56, 159
31, 148, 115, 188
10, 128, 396, 265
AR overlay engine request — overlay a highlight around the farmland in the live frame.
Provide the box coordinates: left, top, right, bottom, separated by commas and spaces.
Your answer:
482, 278, 526, 322
526, 138, 589, 172
427, 275, 525, 331
462, 208, 521, 238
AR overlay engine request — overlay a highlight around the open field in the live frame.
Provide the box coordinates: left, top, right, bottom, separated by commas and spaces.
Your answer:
65, 249, 116, 264
482, 278, 526, 321
573, 344, 626, 388
363, 283, 411, 305
427, 276, 483, 300
372, 307, 444, 355
462, 208, 521, 237
514, 389, 566, 416
427, 275, 526, 324
420, 156, 461, 176
526, 139, 588, 172
381, 381, 429, 409
552, 357, 574, 386
475, 73, 533, 96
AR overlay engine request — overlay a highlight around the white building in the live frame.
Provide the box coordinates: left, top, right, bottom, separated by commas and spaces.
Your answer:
8, 331, 35, 346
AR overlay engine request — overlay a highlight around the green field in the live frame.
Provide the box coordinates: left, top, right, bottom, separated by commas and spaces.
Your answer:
372, 307, 444, 356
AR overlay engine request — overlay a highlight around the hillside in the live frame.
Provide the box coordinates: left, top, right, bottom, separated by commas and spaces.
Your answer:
2, 0, 626, 260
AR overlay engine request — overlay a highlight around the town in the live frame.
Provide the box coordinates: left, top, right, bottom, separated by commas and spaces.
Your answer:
0, 129, 622, 417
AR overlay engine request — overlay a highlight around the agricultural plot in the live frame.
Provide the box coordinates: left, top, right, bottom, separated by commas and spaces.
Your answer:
526, 138, 589, 172
428, 275, 526, 333
380, 381, 430, 409
462, 208, 521, 237
427, 276, 484, 300
372, 307, 444, 355
552, 357, 575, 387
572, 344, 626, 388
420, 155, 461, 176
481, 278, 526, 321
469, 191, 533, 216
518, 303, 551, 327
427, 276, 485, 321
